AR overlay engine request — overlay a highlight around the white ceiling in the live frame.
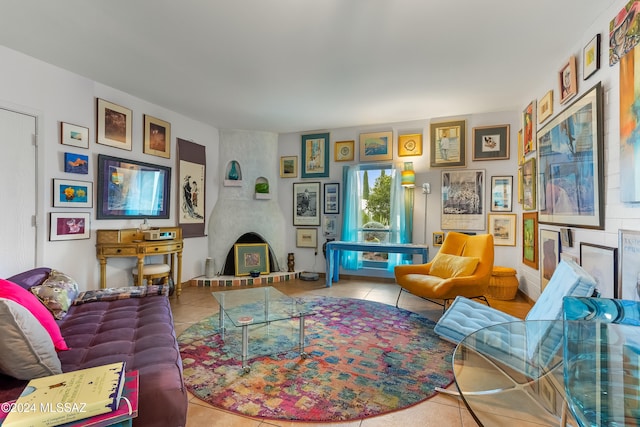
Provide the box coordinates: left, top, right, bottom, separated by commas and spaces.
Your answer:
0, 1, 612, 133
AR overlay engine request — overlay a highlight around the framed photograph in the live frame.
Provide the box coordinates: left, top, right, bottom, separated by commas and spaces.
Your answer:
334, 140, 355, 162
490, 176, 513, 212
143, 114, 171, 158
280, 156, 298, 178
538, 90, 554, 124
472, 125, 509, 161
559, 56, 578, 104
522, 158, 536, 211
359, 131, 393, 162
522, 212, 538, 269
323, 215, 337, 238
64, 152, 89, 174
488, 214, 516, 246
619, 229, 640, 301
432, 231, 444, 247
96, 98, 132, 150
523, 100, 536, 155
53, 178, 93, 208
537, 83, 604, 229
583, 34, 601, 80
540, 229, 561, 290
293, 181, 320, 226
324, 182, 340, 214
560, 228, 573, 247
96, 154, 171, 219
234, 243, 270, 276
441, 169, 485, 230
60, 122, 89, 149
430, 120, 466, 167
296, 228, 318, 248
49, 212, 90, 241
580, 243, 618, 299
301, 133, 329, 178
398, 133, 423, 157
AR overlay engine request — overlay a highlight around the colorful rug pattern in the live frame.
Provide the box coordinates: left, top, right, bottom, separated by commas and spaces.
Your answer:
178, 297, 455, 422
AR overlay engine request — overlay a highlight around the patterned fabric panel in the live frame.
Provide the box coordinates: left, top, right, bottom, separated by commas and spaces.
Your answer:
72, 285, 168, 305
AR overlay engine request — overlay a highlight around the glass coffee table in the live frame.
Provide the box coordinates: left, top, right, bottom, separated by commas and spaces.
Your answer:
212, 286, 313, 372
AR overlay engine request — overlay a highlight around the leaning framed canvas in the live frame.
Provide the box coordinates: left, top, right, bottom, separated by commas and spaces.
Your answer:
488, 213, 516, 246
540, 229, 561, 290
234, 243, 269, 276
472, 125, 509, 161
293, 181, 320, 226
96, 98, 132, 151
441, 169, 485, 230
60, 122, 89, 149
301, 133, 330, 178
143, 114, 171, 158
359, 131, 393, 162
49, 212, 90, 241
619, 229, 640, 301
580, 242, 618, 298
559, 56, 578, 104
397, 133, 423, 157
490, 175, 513, 212
522, 212, 538, 269
537, 83, 604, 229
430, 120, 466, 167
53, 179, 93, 208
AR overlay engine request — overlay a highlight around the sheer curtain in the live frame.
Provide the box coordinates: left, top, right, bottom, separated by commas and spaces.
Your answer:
341, 165, 363, 270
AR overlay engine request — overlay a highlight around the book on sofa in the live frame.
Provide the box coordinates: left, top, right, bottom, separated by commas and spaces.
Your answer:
3, 362, 126, 427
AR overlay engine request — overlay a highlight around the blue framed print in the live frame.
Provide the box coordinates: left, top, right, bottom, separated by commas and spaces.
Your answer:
301, 133, 329, 178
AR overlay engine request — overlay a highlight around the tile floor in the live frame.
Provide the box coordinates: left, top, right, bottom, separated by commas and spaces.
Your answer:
170, 277, 533, 427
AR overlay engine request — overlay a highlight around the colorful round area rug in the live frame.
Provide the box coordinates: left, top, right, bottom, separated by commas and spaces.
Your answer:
178, 296, 455, 422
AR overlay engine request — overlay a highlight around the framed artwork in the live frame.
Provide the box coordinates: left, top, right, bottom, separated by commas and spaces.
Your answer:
538, 91, 554, 123
280, 156, 298, 178
96, 98, 132, 150
490, 176, 513, 212
560, 228, 573, 247
293, 181, 320, 226
323, 215, 337, 238
430, 120, 466, 167
52, 178, 93, 208
432, 232, 444, 246
96, 154, 171, 219
441, 169, 485, 230
522, 100, 536, 155
472, 125, 509, 161
296, 228, 318, 248
301, 133, 329, 178
619, 46, 640, 202
522, 158, 536, 211
397, 133, 423, 157
60, 122, 89, 149
583, 34, 601, 80
234, 243, 270, 276
143, 114, 171, 158
610, 1, 640, 66
619, 229, 640, 301
580, 243, 618, 299
522, 212, 538, 269
359, 131, 393, 162
49, 212, 90, 241
177, 138, 206, 237
64, 152, 89, 174
537, 83, 604, 229
334, 140, 355, 162
561, 252, 579, 264
323, 182, 340, 214
488, 213, 516, 246
559, 56, 578, 104
540, 229, 561, 290
517, 129, 524, 165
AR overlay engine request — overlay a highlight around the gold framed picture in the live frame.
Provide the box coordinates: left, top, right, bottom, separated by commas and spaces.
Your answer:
559, 56, 578, 104
143, 114, 171, 158
538, 90, 553, 124
359, 131, 393, 162
96, 98, 132, 151
430, 120, 466, 167
334, 140, 355, 161
432, 232, 444, 247
397, 133, 423, 157
280, 156, 298, 178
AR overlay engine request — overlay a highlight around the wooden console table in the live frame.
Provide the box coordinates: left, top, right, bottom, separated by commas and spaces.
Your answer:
96, 227, 183, 296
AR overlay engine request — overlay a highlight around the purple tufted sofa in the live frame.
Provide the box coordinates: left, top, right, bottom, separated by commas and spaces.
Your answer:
0, 268, 188, 427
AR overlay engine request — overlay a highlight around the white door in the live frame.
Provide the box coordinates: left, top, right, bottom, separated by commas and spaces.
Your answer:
0, 108, 37, 276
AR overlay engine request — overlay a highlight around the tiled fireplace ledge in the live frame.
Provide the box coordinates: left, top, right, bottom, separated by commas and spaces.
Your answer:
192, 271, 300, 288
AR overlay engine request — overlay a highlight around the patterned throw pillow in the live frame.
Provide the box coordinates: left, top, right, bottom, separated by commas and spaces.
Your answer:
30, 270, 79, 320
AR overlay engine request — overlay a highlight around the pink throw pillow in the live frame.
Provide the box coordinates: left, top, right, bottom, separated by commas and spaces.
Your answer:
0, 278, 69, 351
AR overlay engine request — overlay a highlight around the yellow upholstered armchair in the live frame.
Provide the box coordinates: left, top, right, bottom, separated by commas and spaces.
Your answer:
394, 231, 494, 311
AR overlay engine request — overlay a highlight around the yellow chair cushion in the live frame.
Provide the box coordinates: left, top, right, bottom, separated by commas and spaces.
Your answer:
429, 253, 480, 279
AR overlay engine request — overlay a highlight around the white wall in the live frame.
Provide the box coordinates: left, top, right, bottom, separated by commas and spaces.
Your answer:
0, 45, 218, 290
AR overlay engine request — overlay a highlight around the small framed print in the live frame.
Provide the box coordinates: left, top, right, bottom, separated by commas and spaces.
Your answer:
293, 182, 320, 226
397, 133, 423, 157
432, 232, 444, 247
143, 114, 171, 158
64, 152, 89, 174
323, 182, 340, 214
522, 212, 538, 270
296, 228, 318, 248
488, 214, 516, 246
490, 176, 513, 212
302, 133, 330, 178
538, 90, 553, 124
559, 56, 578, 104
60, 122, 89, 149
540, 229, 561, 290
583, 34, 601, 80
49, 212, 90, 241
523, 100, 536, 155
323, 215, 337, 238
96, 98, 132, 150
430, 120, 466, 167
560, 227, 573, 248
280, 156, 298, 178
472, 125, 509, 161
334, 140, 355, 162
359, 131, 393, 162
522, 158, 536, 211
52, 178, 93, 208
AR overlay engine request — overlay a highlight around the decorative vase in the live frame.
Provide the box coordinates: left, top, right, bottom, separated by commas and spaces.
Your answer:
205, 257, 216, 277
228, 161, 239, 180
287, 253, 295, 272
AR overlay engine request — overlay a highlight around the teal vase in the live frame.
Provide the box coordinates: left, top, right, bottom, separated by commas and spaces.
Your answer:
228, 161, 239, 180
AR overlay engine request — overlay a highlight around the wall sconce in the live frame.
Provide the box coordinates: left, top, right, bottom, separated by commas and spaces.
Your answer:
401, 162, 415, 188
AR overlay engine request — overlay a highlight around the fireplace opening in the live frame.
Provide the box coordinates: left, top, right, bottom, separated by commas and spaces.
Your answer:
222, 232, 280, 275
